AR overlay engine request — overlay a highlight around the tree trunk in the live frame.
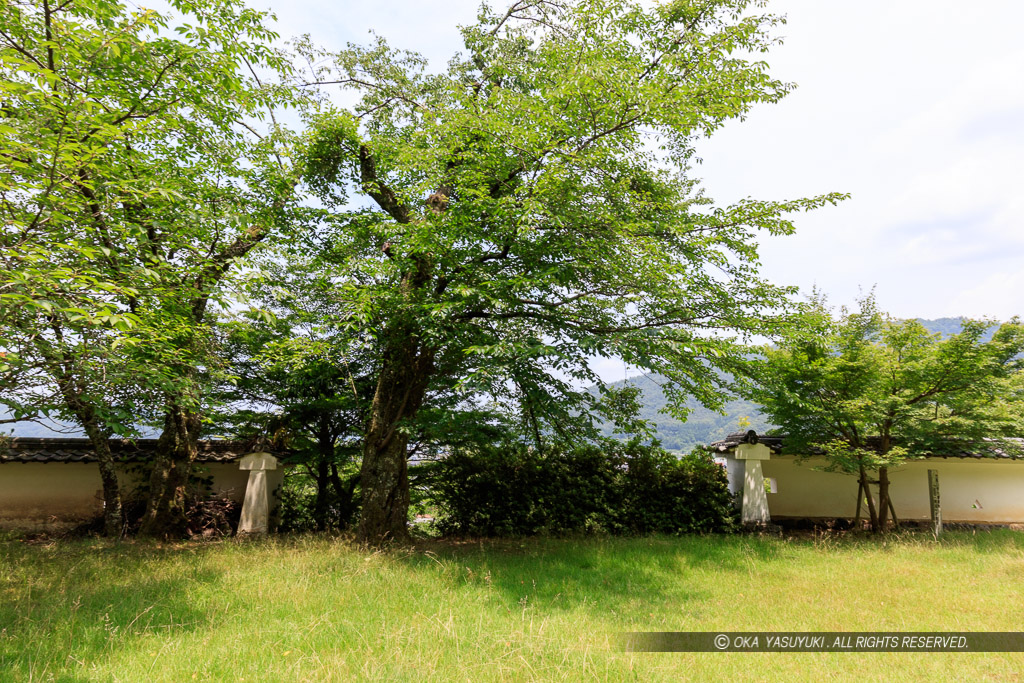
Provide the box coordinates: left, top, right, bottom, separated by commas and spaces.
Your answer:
139, 405, 201, 538
330, 464, 359, 530
80, 421, 123, 538
874, 428, 895, 533
96, 455, 124, 538
356, 330, 434, 545
314, 457, 330, 531
358, 429, 412, 544
876, 466, 891, 532
52, 379, 123, 538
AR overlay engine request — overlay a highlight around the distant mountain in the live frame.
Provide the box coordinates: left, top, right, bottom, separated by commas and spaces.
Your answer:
914, 317, 999, 341
916, 317, 967, 338
594, 373, 771, 453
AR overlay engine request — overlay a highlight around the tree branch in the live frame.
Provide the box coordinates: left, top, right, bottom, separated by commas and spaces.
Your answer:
359, 145, 410, 224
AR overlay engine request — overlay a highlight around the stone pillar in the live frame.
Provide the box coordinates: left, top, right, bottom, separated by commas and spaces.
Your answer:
238, 452, 278, 534
731, 440, 772, 525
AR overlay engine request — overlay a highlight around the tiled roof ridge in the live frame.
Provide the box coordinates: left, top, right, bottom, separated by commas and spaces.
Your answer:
0, 437, 274, 464
707, 432, 1024, 460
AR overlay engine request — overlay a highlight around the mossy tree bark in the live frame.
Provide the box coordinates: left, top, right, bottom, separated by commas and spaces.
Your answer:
48, 355, 124, 538
139, 405, 201, 538
356, 314, 435, 545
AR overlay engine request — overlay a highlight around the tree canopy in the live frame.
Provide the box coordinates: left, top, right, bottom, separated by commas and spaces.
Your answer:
740, 293, 1024, 531
0, 0, 304, 536
296, 0, 843, 543
0, 0, 853, 542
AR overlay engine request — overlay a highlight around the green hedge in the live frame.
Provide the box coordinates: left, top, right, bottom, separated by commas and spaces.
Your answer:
424, 442, 736, 536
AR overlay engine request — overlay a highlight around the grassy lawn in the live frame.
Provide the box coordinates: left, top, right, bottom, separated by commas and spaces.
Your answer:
1, 531, 1023, 681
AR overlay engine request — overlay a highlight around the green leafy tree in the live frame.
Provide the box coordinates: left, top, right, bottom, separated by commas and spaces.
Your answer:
740, 293, 1024, 532
219, 323, 369, 531
212, 252, 374, 531
298, 0, 843, 543
0, 0, 303, 536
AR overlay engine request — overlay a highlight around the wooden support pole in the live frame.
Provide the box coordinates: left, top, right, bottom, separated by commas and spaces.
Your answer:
928, 469, 942, 537
888, 495, 899, 530
863, 474, 879, 531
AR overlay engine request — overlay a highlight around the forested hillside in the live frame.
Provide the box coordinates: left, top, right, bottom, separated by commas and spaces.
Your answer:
594, 373, 772, 452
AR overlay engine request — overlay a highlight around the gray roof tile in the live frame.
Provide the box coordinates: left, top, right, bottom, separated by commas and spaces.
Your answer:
707, 432, 1023, 460
0, 438, 278, 464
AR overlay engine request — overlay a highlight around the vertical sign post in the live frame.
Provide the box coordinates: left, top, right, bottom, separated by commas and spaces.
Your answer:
928, 469, 942, 537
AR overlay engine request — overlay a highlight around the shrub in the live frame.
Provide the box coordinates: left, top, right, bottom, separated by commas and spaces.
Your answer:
276, 468, 360, 533
610, 446, 737, 535
427, 441, 735, 537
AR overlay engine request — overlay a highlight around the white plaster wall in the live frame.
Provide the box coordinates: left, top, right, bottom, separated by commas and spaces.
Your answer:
196, 463, 249, 502
762, 456, 1024, 523
0, 463, 107, 530
0, 461, 286, 531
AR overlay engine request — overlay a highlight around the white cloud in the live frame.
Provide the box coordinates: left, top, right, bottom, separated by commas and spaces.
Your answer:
947, 271, 1024, 321
689, 1, 1024, 320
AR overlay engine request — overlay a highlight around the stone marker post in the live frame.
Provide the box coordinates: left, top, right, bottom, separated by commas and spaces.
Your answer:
725, 431, 772, 526
238, 452, 278, 534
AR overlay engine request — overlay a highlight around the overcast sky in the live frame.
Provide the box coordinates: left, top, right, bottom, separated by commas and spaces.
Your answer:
255, 0, 1024, 323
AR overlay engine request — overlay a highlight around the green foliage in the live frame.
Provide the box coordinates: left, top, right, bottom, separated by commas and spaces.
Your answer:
739, 291, 1024, 530
296, 0, 845, 448
275, 468, 360, 533
742, 293, 1024, 468
425, 441, 735, 537
0, 0, 311, 536
211, 269, 371, 532
0, 0, 304, 437
589, 318, 1003, 451
613, 446, 738, 535
300, 109, 360, 206
423, 444, 610, 537
291, 0, 845, 541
